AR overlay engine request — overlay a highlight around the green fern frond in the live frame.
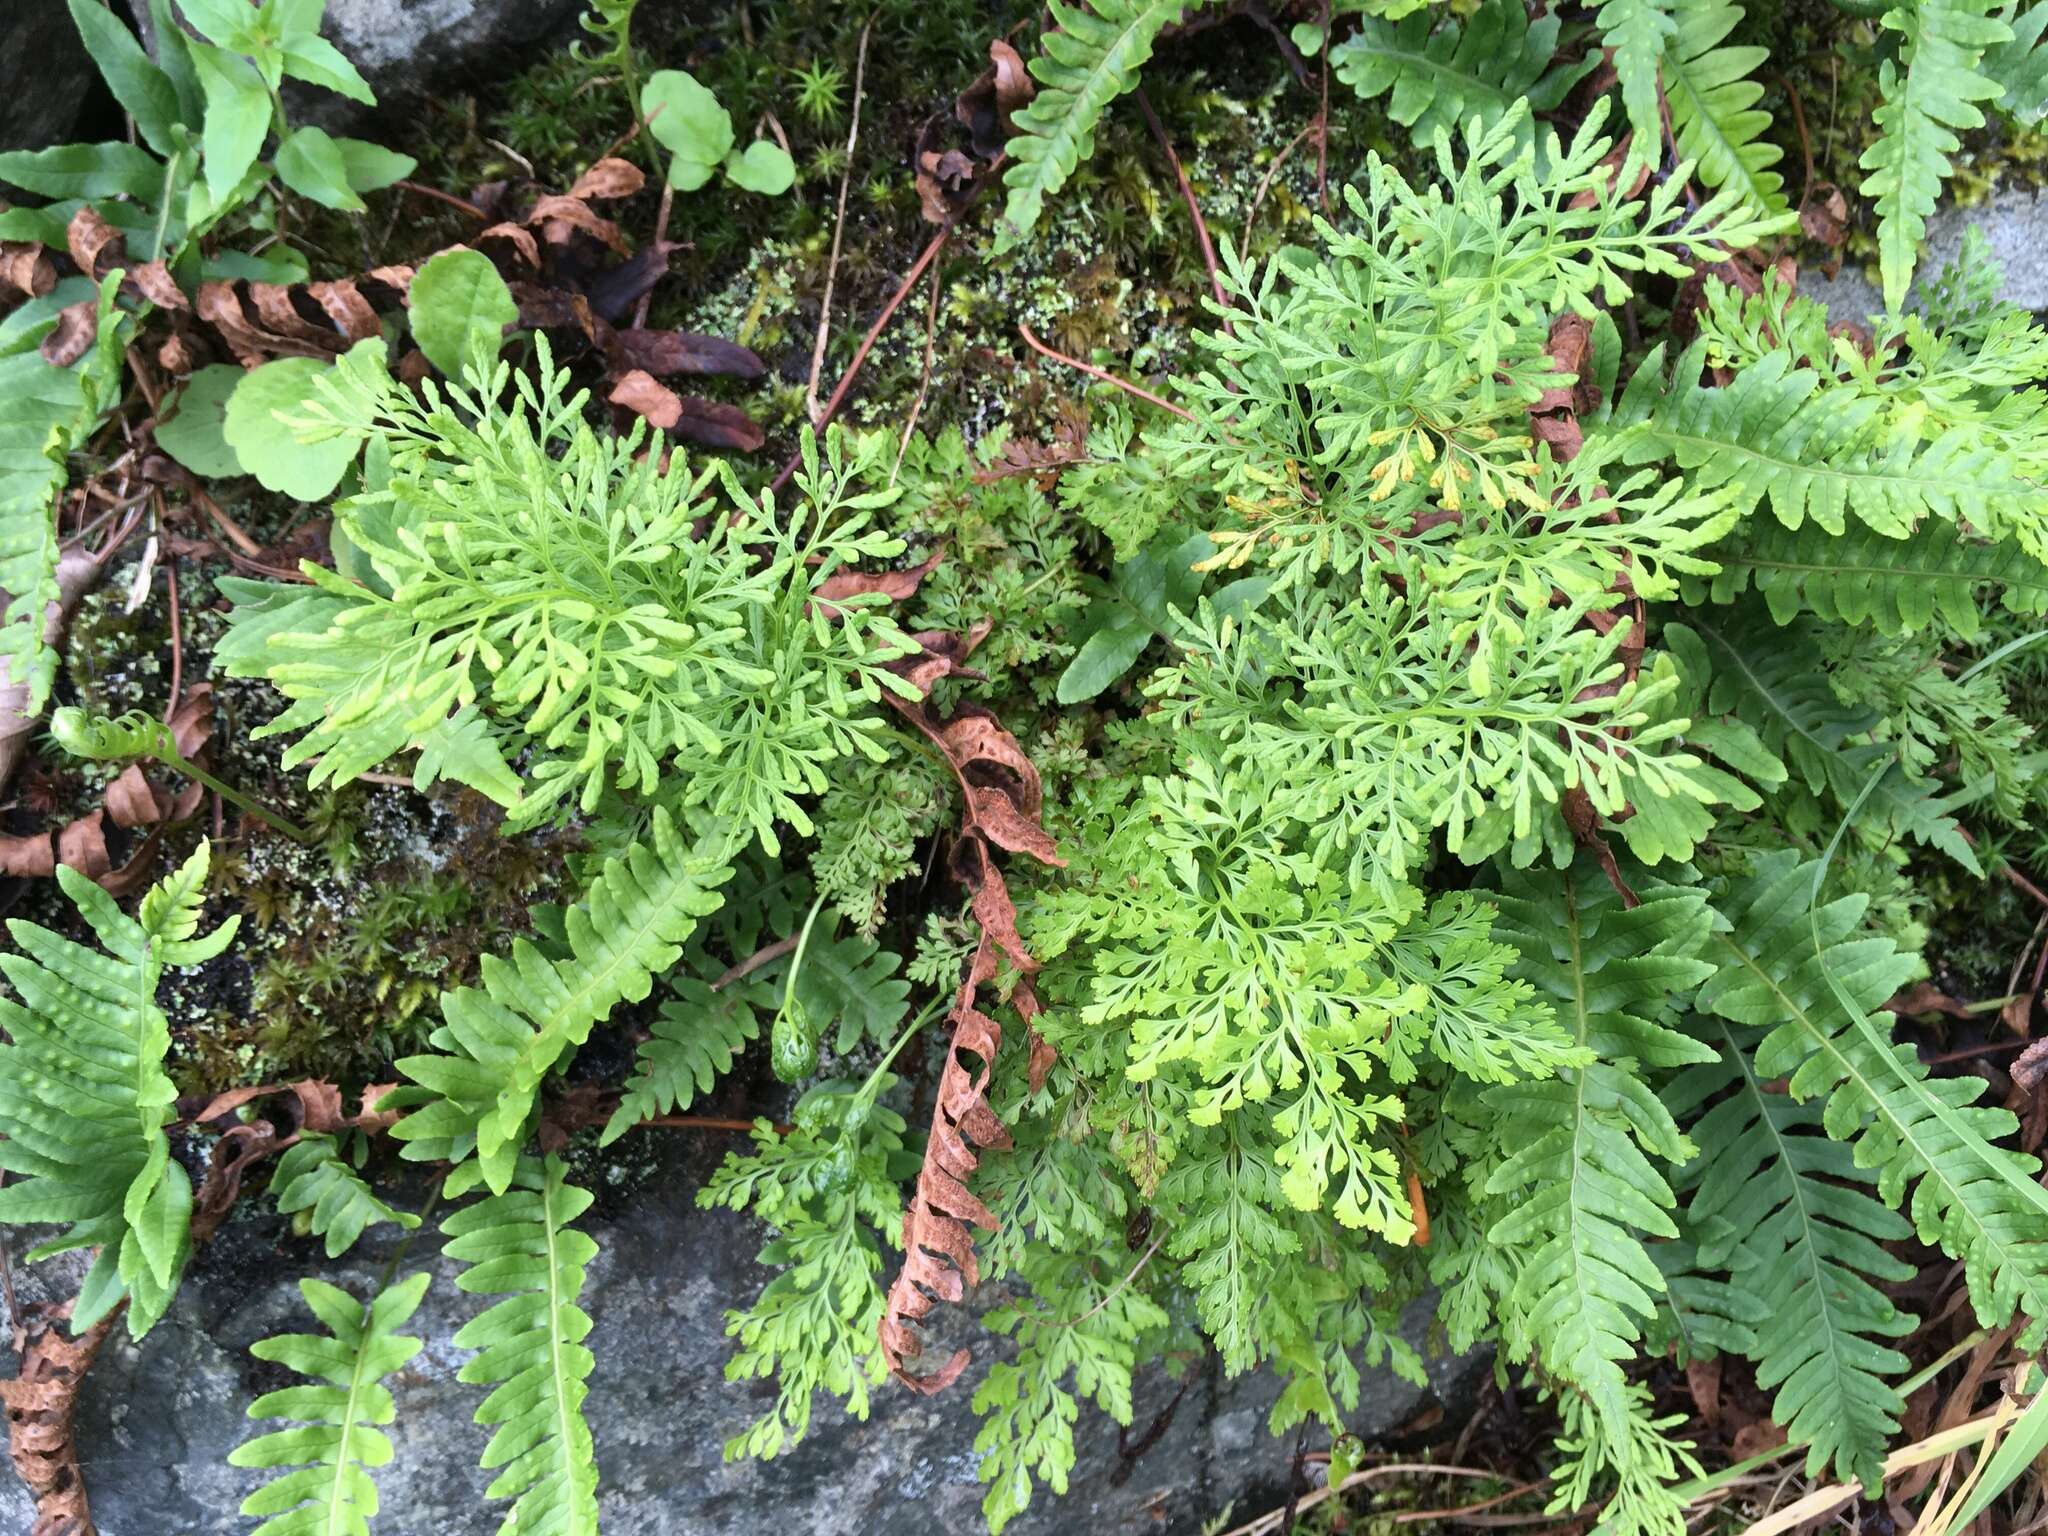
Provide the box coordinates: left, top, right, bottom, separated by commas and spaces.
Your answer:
1663, 0, 1788, 217
1984, 3, 2048, 121
1593, 0, 1677, 159
1329, 0, 1589, 151
996, 0, 1210, 253
601, 977, 763, 1144
229, 1272, 431, 1536
443, 1155, 600, 1536
0, 273, 128, 714
1700, 850, 2048, 1348
1483, 860, 1715, 1463
1858, 0, 2012, 313
1685, 614, 1983, 871
270, 1134, 421, 1258
0, 841, 237, 1336
1610, 341, 2036, 542
1694, 518, 2048, 639
1667, 1020, 1915, 1489
392, 808, 733, 1192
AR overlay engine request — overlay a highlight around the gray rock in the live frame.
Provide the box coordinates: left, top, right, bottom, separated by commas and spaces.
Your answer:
1802, 185, 2048, 320
0, 1136, 1485, 1536
0, 0, 100, 153
301, 0, 585, 114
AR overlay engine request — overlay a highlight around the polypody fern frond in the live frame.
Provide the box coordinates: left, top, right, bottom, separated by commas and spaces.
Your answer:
1662, 0, 1787, 218
393, 808, 731, 1192
229, 1272, 431, 1536
269, 1134, 421, 1258
0, 840, 237, 1336
996, 0, 1213, 253
443, 1155, 600, 1536
601, 977, 763, 1144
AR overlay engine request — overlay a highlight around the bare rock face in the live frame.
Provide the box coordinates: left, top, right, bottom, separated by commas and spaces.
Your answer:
0, 1135, 1485, 1535
304, 0, 585, 107
1802, 185, 2048, 319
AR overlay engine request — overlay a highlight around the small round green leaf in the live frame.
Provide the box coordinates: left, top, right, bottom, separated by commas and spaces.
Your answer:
408, 248, 518, 381
724, 140, 795, 196
641, 69, 734, 191
154, 364, 246, 478
223, 358, 357, 502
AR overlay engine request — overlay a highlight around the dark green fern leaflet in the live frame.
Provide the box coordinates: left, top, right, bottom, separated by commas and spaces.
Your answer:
1666, 1020, 1914, 1490
996, 0, 1213, 251
1692, 517, 2048, 639
444, 1155, 600, 1536
602, 977, 763, 1144
1700, 852, 2048, 1349
1682, 614, 1983, 873
1482, 859, 1715, 1531
0, 842, 237, 1335
392, 808, 733, 1192
1329, 0, 1589, 151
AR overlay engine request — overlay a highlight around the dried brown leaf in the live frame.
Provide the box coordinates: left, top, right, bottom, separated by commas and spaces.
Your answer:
477, 222, 543, 269
609, 368, 683, 429
0, 831, 55, 877
878, 628, 1062, 1391
55, 810, 108, 879
529, 194, 628, 255
2014, 1039, 2048, 1094
304, 278, 381, 342
38, 301, 97, 367
65, 206, 124, 282
2, 1300, 112, 1536
810, 549, 943, 618
568, 157, 645, 200
1800, 184, 1850, 251
954, 38, 1035, 160
608, 327, 763, 379
104, 765, 166, 829
196, 282, 335, 365
0, 242, 56, 302
668, 397, 764, 452
916, 148, 978, 225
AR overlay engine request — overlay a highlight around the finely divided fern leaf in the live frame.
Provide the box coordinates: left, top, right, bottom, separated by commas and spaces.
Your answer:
229, 1272, 431, 1536
997, 0, 1207, 253
0, 841, 237, 1336
1329, 0, 1588, 151
443, 1155, 601, 1536
393, 808, 732, 1192
1667, 1020, 1914, 1490
1859, 0, 2012, 312
1700, 851, 2048, 1348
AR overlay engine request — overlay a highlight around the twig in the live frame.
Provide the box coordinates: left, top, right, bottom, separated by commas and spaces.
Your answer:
1317, 0, 1331, 212
1218, 1464, 1518, 1536
892, 264, 944, 481
629, 177, 674, 330
713, 931, 801, 990
187, 484, 264, 557
1135, 87, 1227, 313
1779, 74, 1818, 214
1016, 323, 1193, 420
162, 549, 182, 721
641, 1114, 792, 1134
395, 179, 488, 221
771, 210, 971, 494
807, 15, 876, 424
1241, 122, 1319, 262
1392, 1479, 1552, 1524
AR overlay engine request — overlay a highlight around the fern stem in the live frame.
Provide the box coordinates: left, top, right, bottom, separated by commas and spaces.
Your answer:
1016, 323, 1192, 420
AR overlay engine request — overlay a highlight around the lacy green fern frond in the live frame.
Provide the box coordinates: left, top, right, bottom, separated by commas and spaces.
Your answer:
1667, 1020, 1914, 1489
1859, 0, 2012, 312
1328, 0, 1588, 151
601, 977, 763, 1144
0, 841, 237, 1335
216, 340, 916, 837
1695, 518, 2048, 639
229, 1272, 431, 1536
995, 0, 1209, 253
443, 1155, 600, 1536
0, 272, 127, 714
270, 1134, 421, 1258
1662, 0, 1787, 217
392, 808, 733, 1192
1700, 850, 2048, 1346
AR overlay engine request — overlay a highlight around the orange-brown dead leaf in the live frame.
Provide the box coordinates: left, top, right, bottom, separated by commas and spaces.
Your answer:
2, 1300, 112, 1536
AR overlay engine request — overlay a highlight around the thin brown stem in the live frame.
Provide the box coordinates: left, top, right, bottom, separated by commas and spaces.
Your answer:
808, 14, 876, 423
630, 177, 674, 331
395, 180, 489, 221
713, 932, 800, 990
1135, 87, 1227, 313
1317, 0, 1331, 212
1241, 122, 1318, 262
641, 1114, 792, 1134
1016, 323, 1193, 420
893, 264, 944, 480
162, 550, 182, 721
